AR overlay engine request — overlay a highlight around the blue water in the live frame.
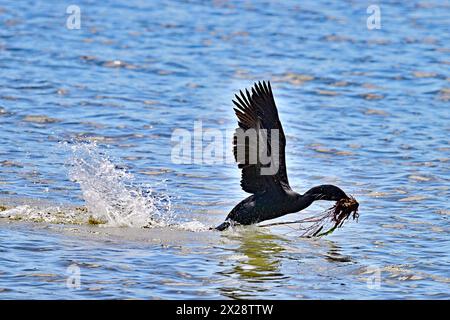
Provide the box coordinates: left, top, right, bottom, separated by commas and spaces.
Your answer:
0, 0, 449, 299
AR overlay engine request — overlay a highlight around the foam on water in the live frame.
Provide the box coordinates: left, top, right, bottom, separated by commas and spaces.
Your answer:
177, 220, 211, 232
0, 203, 100, 226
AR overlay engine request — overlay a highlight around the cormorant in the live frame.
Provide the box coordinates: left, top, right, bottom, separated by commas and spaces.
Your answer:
216, 81, 358, 232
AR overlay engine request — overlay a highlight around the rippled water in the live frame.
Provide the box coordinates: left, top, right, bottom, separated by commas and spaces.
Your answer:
0, 0, 449, 299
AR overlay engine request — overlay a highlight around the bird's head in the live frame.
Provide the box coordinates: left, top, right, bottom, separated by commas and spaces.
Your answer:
305, 184, 349, 202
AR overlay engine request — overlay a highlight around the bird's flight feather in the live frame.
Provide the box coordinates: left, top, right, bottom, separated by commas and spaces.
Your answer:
232, 81, 290, 195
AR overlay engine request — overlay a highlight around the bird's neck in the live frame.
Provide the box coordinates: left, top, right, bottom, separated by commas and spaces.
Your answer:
289, 193, 316, 213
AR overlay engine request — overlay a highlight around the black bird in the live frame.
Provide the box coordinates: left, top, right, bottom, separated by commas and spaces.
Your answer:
216, 81, 356, 231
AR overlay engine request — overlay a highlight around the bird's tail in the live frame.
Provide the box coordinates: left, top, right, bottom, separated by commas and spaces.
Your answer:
213, 221, 231, 231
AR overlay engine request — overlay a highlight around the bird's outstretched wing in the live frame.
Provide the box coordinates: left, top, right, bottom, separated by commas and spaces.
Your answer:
232, 81, 290, 195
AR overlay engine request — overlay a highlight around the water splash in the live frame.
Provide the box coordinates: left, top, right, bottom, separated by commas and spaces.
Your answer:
0, 141, 209, 231
66, 141, 175, 228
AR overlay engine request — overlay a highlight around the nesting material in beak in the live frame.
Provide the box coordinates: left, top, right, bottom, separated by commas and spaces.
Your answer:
307, 196, 359, 237
258, 196, 359, 237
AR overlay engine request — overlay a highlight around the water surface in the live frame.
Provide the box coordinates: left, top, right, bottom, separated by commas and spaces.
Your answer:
0, 0, 449, 299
